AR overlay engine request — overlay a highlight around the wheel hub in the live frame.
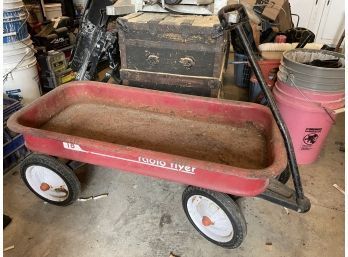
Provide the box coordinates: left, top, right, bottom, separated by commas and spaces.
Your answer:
40, 183, 50, 191
186, 194, 235, 243
202, 216, 214, 226
25, 165, 70, 202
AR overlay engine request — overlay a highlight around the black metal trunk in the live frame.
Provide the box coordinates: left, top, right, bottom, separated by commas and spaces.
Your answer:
117, 12, 228, 97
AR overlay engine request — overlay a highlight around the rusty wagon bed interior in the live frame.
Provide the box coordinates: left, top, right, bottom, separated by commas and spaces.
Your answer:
11, 82, 286, 174
41, 102, 267, 169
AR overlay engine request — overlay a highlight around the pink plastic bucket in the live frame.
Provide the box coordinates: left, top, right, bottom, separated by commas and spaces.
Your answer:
274, 81, 344, 164
276, 80, 345, 109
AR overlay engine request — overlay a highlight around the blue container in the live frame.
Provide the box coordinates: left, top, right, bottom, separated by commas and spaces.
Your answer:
248, 78, 269, 105
233, 53, 251, 88
3, 7, 29, 43
3, 7, 25, 18
4, 144, 28, 173
4, 134, 25, 157
3, 97, 29, 173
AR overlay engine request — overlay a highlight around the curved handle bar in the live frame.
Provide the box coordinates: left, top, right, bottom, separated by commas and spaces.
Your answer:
217, 4, 310, 212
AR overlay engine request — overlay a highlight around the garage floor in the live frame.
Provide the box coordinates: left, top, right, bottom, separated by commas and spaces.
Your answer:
4, 62, 345, 257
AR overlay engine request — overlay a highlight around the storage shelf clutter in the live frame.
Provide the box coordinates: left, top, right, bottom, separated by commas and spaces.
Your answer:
3, 97, 30, 174
3, 0, 41, 105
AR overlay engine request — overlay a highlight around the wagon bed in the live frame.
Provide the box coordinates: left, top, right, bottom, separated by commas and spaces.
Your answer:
42, 103, 269, 169
8, 81, 287, 196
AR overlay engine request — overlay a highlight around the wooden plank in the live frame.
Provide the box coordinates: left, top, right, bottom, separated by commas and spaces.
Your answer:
124, 38, 219, 52
191, 15, 219, 27
121, 12, 142, 20
123, 14, 221, 35
126, 13, 149, 23
147, 13, 168, 24
120, 69, 221, 97
121, 69, 221, 83
212, 32, 228, 77
159, 15, 182, 25
127, 12, 167, 23
181, 0, 214, 5
118, 30, 128, 69
159, 14, 196, 26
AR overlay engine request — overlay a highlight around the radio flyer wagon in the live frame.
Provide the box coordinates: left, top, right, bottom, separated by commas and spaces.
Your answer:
7, 5, 310, 249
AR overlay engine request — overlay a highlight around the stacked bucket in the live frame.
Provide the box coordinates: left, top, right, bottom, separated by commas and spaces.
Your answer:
3, 0, 41, 105
274, 49, 345, 164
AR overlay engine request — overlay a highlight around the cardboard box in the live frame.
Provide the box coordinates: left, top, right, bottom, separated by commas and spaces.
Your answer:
275, 1, 293, 32
227, 0, 293, 32
261, 0, 286, 21
228, 0, 287, 21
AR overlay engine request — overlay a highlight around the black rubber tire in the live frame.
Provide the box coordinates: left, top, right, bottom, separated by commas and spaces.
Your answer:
182, 186, 247, 249
276, 166, 291, 184
20, 154, 81, 206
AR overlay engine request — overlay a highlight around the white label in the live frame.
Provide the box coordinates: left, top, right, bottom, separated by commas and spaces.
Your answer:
63, 142, 84, 151
63, 142, 196, 175
138, 157, 196, 174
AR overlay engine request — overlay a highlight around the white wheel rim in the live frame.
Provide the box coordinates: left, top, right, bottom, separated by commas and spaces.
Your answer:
25, 165, 69, 202
187, 195, 234, 243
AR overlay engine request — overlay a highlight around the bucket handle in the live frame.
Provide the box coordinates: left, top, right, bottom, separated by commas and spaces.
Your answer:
3, 6, 37, 82
287, 73, 341, 123
19, 6, 30, 31
3, 49, 34, 82
13, 6, 32, 43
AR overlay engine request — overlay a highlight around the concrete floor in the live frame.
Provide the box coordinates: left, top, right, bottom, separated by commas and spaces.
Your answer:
4, 63, 345, 256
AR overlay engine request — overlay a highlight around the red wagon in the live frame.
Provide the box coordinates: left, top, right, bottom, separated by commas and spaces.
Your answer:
8, 81, 309, 248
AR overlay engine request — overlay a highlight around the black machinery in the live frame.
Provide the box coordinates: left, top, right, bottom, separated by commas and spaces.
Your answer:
70, 0, 119, 81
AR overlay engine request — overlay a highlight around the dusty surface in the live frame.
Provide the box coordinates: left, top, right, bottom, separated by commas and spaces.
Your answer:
41, 103, 268, 169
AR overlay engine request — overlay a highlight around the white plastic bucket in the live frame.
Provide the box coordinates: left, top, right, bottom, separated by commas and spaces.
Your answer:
3, 35, 32, 51
4, 49, 35, 66
3, 6, 29, 43
73, 0, 88, 16
44, 3, 62, 19
4, 37, 35, 65
3, 56, 41, 105
3, 0, 24, 10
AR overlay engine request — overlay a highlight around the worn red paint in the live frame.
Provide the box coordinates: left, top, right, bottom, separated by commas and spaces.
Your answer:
7, 81, 288, 197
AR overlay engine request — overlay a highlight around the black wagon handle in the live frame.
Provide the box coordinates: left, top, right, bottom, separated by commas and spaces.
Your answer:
218, 4, 310, 211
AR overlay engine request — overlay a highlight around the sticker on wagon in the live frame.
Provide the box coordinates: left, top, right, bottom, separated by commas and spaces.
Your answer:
63, 142, 196, 175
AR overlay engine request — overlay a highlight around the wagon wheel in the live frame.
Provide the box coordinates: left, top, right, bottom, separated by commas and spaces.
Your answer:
20, 154, 81, 206
182, 186, 247, 248
276, 166, 291, 184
